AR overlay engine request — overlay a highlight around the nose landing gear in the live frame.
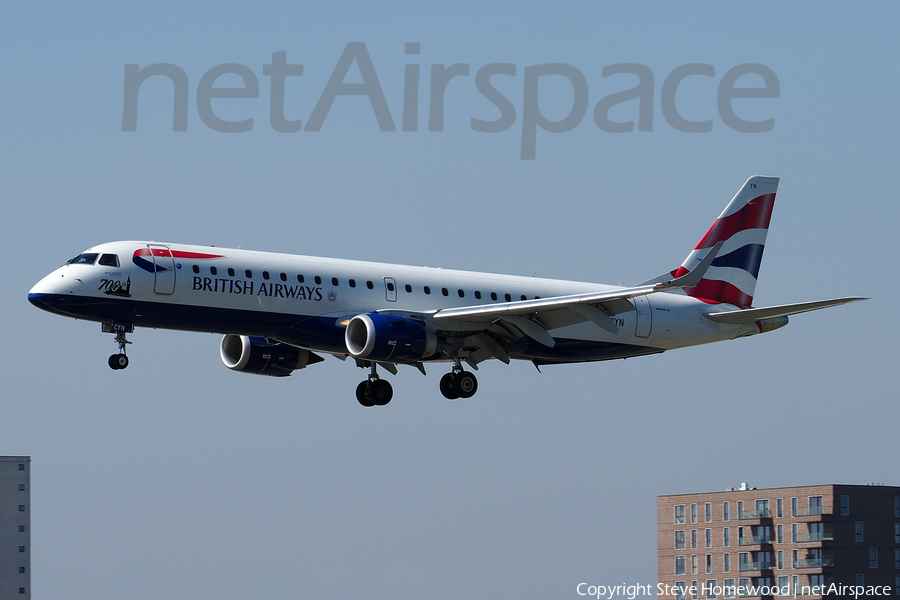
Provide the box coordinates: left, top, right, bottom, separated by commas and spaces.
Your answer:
103, 322, 133, 370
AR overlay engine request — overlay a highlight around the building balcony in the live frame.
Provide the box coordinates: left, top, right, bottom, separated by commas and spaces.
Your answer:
738, 560, 772, 572
739, 535, 773, 546
793, 558, 834, 569
739, 509, 772, 520
792, 506, 832, 517
794, 532, 833, 543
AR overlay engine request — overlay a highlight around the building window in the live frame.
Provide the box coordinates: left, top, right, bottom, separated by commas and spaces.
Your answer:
676, 556, 686, 575
896, 575, 900, 597
691, 580, 698, 600
18, 505, 24, 512
19, 526, 25, 532
792, 549, 798, 568
675, 530, 686, 549
895, 496, 900, 518
738, 579, 750, 596
706, 554, 712, 574
675, 505, 686, 524
19, 589, 25, 595
706, 528, 712, 548
855, 521, 864, 542
19, 464, 24, 470
675, 581, 687, 600
870, 548, 878, 569
706, 503, 712, 523
692, 504, 698, 524
777, 524, 783, 544
856, 573, 865, 586
841, 494, 850, 516
895, 548, 900, 569
18, 567, 25, 574
776, 498, 783, 518
706, 579, 717, 599
791, 523, 797, 543
737, 501, 743, 519
723, 501, 730, 522
895, 523, 899, 544
777, 550, 783, 570
18, 484, 24, 491
692, 555, 698, 575
778, 576, 789, 595
791, 497, 797, 517
723, 553, 730, 573
809, 575, 824, 587
723, 527, 730, 547
692, 530, 698, 549
723, 578, 735, 598
808, 496, 823, 515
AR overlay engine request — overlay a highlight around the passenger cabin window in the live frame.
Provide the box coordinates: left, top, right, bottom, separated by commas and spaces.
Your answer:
366, 280, 373, 289
520, 295, 527, 301
350, 279, 357, 288
192, 265, 200, 274
228, 268, 235, 277
475, 291, 482, 299
280, 273, 287, 281
68, 253, 99, 265
491, 292, 498, 301
424, 286, 431, 294
442, 288, 449, 296
315, 276, 322, 284
405, 284, 412, 293
297, 274, 304, 283
245, 269, 252, 278
210, 266, 217, 275
505, 293, 512, 302
458, 289, 465, 298
263, 271, 270, 280
332, 277, 339, 286
98, 254, 119, 267
387, 282, 395, 292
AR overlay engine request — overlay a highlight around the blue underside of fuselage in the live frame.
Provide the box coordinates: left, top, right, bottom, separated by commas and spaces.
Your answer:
28, 293, 663, 365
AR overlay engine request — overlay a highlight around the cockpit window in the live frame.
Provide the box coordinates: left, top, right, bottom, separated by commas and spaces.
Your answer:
98, 254, 120, 268
67, 253, 99, 265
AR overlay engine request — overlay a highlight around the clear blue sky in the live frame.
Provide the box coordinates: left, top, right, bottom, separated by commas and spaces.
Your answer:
2, 2, 897, 599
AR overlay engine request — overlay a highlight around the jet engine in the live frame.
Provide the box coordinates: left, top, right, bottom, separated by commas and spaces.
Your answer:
220, 335, 323, 376
344, 313, 438, 362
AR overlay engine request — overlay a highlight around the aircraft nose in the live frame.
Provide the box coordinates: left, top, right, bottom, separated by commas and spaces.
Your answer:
28, 268, 81, 310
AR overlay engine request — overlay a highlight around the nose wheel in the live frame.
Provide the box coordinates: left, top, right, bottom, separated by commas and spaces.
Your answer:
440, 362, 478, 399
105, 323, 132, 370
355, 363, 393, 407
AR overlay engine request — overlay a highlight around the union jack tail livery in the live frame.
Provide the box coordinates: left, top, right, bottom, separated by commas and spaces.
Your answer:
672, 175, 778, 308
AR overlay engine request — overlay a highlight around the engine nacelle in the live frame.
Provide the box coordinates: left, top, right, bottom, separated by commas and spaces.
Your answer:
344, 313, 438, 363
220, 335, 323, 377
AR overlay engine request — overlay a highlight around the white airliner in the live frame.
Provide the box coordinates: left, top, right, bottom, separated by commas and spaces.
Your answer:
29, 176, 864, 406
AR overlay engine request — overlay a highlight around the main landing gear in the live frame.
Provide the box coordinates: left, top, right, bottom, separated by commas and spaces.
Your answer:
104, 323, 132, 370
355, 363, 393, 407
439, 360, 478, 400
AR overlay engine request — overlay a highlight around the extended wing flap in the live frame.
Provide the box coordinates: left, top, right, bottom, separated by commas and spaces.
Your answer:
705, 297, 868, 324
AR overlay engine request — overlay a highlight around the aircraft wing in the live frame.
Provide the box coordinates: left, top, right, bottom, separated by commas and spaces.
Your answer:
426, 242, 724, 349
704, 297, 868, 324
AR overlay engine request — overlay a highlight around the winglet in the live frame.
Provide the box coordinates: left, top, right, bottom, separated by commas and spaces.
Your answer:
654, 241, 724, 292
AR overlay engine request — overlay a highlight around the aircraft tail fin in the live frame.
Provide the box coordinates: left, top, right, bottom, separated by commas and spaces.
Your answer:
669, 175, 779, 308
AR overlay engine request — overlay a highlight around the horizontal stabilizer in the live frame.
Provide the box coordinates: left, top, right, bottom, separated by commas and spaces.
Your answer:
705, 297, 867, 324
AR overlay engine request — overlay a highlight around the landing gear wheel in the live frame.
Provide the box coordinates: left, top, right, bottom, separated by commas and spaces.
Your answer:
109, 354, 129, 370
356, 381, 375, 407
452, 371, 478, 398
440, 373, 460, 400
370, 379, 393, 406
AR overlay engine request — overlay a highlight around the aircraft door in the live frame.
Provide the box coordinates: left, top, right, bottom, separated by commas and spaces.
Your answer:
384, 277, 397, 302
148, 244, 176, 295
634, 295, 652, 338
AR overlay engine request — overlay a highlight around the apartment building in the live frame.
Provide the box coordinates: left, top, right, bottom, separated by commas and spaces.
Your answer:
0, 457, 30, 600
658, 484, 900, 599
